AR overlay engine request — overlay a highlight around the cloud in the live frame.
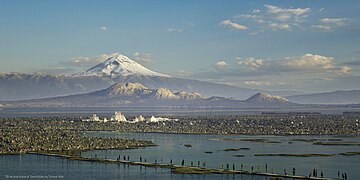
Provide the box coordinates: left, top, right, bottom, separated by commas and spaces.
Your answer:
264, 4, 310, 22
237, 57, 264, 69
320, 18, 348, 26
190, 53, 353, 91
191, 53, 356, 91
253, 9, 261, 13
237, 53, 351, 75
100, 26, 108, 31
233, 4, 310, 33
190, 54, 351, 86
244, 80, 271, 86
37, 67, 76, 75
313, 17, 349, 32
133, 52, 153, 64
268, 23, 291, 30
215, 61, 228, 68
220, 20, 248, 30
312, 25, 332, 32
166, 28, 183, 32
335, 66, 351, 75
172, 70, 193, 77
280, 54, 334, 69
233, 5, 350, 34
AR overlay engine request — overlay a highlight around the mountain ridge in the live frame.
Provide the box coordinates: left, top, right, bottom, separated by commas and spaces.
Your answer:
245, 93, 290, 105
286, 90, 360, 104
90, 82, 204, 100
4, 83, 295, 108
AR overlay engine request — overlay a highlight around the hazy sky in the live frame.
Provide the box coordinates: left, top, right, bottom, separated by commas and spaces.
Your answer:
0, 0, 359, 92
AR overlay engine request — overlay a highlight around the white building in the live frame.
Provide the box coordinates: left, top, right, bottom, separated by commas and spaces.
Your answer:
83, 112, 177, 123
133, 115, 145, 123
103, 117, 108, 122
83, 114, 102, 122
89, 114, 101, 121
146, 116, 178, 123
111, 111, 127, 122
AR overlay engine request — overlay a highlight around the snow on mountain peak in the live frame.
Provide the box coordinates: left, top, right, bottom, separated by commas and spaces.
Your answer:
78, 53, 169, 77
174, 91, 204, 99
93, 82, 204, 100
105, 82, 149, 96
154, 87, 178, 99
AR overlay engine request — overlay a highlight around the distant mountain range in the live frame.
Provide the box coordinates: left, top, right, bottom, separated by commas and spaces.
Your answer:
0, 53, 359, 105
286, 90, 360, 104
4, 83, 298, 108
0, 53, 298, 101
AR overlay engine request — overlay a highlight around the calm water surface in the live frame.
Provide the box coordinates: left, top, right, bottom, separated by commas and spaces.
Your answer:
83, 132, 360, 179
1, 132, 359, 179
0, 154, 269, 180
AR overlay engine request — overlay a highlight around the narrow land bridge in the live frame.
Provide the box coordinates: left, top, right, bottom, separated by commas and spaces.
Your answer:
27, 152, 341, 180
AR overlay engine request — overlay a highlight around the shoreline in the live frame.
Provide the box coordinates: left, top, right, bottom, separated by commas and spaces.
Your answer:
86, 130, 360, 136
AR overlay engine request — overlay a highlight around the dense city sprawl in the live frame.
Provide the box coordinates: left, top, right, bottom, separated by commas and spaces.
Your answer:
74, 114, 359, 135
114, 114, 359, 135
0, 117, 155, 155
0, 114, 359, 154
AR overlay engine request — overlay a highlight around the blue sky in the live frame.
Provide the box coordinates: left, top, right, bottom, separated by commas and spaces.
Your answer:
0, 0, 359, 92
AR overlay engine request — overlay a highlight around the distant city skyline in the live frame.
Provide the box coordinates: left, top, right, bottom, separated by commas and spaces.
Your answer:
0, 0, 359, 92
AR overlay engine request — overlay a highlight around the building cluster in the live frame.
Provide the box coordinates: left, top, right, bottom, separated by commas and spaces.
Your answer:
0, 117, 155, 155
82, 111, 178, 123
111, 114, 360, 135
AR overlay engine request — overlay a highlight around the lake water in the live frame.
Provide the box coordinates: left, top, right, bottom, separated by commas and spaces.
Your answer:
0, 154, 270, 180
1, 132, 359, 179
83, 132, 359, 179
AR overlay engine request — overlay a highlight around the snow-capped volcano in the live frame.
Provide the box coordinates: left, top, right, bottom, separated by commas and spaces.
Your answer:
78, 53, 169, 77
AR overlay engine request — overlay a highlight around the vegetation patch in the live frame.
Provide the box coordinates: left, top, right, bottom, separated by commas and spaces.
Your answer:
313, 141, 360, 146
254, 153, 335, 157
223, 148, 250, 151
232, 154, 245, 157
290, 139, 319, 142
171, 167, 230, 174
327, 138, 343, 141
291, 138, 343, 143
338, 152, 360, 156
269, 178, 283, 180
219, 138, 281, 144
